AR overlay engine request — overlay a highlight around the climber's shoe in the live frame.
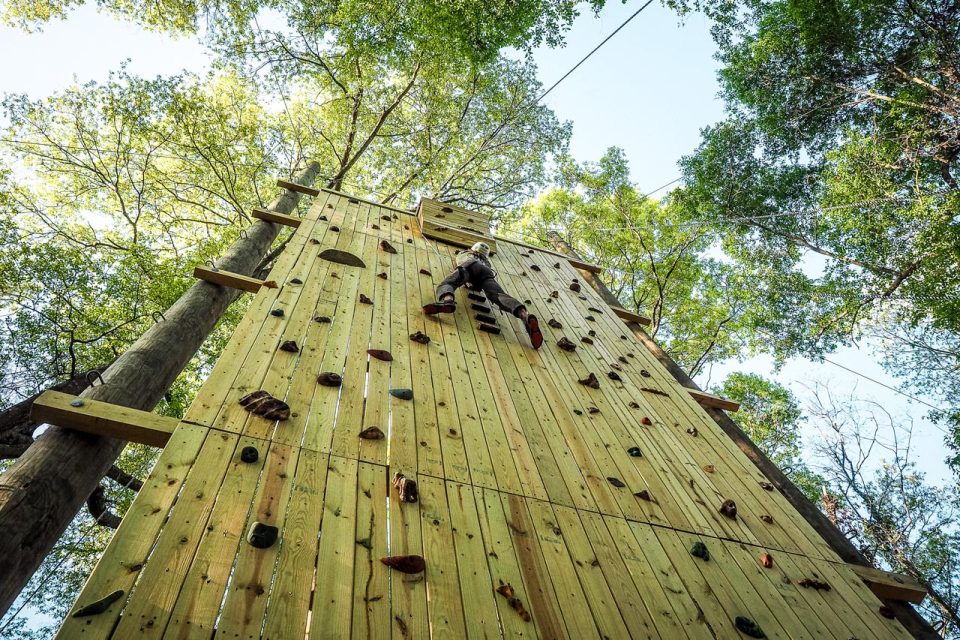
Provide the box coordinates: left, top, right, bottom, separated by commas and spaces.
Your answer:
423, 300, 456, 315
525, 314, 543, 350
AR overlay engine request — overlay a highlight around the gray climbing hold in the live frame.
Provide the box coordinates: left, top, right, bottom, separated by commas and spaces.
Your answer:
390, 388, 414, 400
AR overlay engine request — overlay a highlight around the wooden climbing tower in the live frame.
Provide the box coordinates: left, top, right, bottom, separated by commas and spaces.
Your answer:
50, 186, 918, 639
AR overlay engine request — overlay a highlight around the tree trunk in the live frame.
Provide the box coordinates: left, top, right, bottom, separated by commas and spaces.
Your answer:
547, 232, 939, 640
0, 162, 321, 616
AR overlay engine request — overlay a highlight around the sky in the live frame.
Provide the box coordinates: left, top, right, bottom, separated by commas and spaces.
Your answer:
0, 0, 951, 489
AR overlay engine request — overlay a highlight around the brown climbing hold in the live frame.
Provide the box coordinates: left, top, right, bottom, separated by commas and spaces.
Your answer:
607, 477, 626, 488
359, 294, 373, 305
579, 373, 601, 389
759, 481, 774, 491
798, 578, 831, 591
634, 489, 654, 502
368, 349, 393, 362
618, 355, 629, 364
607, 371, 622, 382
318, 249, 366, 268
628, 401, 640, 409
377, 271, 388, 279
760, 553, 773, 568
495, 583, 531, 622
478, 323, 500, 334
760, 514, 774, 524
581, 336, 594, 345
640, 369, 651, 377
703, 464, 716, 473
330, 225, 340, 232
380, 555, 425, 574
409, 331, 430, 344
550, 290, 559, 299
359, 426, 385, 440
317, 372, 343, 387
879, 605, 895, 619
279, 340, 299, 353
570, 281, 581, 293
379, 239, 398, 254
587, 406, 600, 414
640, 416, 653, 426
310, 238, 320, 245
419, 268, 432, 276
548, 319, 562, 329
719, 499, 738, 519
588, 307, 602, 313
392, 472, 418, 503
72, 590, 124, 617
239, 390, 290, 421
687, 427, 699, 437
557, 337, 577, 352
371, 224, 380, 230
314, 315, 331, 323
554, 262, 561, 268
642, 387, 670, 397
290, 278, 303, 285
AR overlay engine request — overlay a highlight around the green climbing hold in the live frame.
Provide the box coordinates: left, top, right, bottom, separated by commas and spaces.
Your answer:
735, 616, 766, 638
690, 541, 710, 561
390, 388, 413, 400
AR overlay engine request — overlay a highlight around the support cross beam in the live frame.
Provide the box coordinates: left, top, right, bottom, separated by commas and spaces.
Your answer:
851, 565, 928, 604
31, 391, 178, 448
193, 266, 278, 293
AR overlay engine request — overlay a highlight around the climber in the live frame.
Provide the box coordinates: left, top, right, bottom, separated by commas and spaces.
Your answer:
423, 241, 543, 349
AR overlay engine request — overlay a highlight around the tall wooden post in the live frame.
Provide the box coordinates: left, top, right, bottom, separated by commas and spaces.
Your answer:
547, 231, 938, 639
0, 162, 321, 616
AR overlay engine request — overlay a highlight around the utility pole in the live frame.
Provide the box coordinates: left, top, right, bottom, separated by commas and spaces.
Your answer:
0, 162, 321, 616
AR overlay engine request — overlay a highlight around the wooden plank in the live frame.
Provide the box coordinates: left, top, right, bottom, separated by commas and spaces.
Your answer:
418, 474, 468, 638
252, 207, 302, 228
277, 178, 321, 197
611, 305, 652, 326
851, 564, 927, 604
490, 233, 603, 274
688, 388, 740, 412
192, 265, 276, 293
321, 187, 413, 215
32, 390, 178, 448
351, 462, 390, 640
389, 464, 429, 639
420, 219, 498, 254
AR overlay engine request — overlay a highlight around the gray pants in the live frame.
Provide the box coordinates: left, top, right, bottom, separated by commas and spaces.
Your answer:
437, 259, 525, 316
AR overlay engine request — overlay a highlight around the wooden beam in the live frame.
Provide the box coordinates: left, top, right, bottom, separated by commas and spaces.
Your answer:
31, 391, 179, 448
567, 258, 603, 275
851, 565, 927, 604
688, 389, 740, 412
252, 207, 301, 228
193, 266, 277, 293
320, 187, 413, 215
276, 179, 320, 197
611, 306, 652, 326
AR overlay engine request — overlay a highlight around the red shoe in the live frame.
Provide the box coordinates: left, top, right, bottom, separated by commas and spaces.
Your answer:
422, 300, 456, 315
525, 315, 543, 349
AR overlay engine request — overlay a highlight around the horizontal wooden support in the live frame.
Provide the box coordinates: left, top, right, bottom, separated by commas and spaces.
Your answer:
566, 257, 603, 275
688, 388, 740, 412
277, 179, 320, 197
193, 266, 277, 294
31, 391, 179, 448
321, 187, 413, 215
252, 207, 301, 228
611, 306, 652, 326
491, 234, 602, 274
851, 565, 927, 604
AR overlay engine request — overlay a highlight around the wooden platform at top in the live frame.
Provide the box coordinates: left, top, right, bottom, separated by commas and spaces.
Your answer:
57, 191, 910, 639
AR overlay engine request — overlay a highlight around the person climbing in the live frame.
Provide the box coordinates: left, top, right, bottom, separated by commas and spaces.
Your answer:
423, 242, 543, 349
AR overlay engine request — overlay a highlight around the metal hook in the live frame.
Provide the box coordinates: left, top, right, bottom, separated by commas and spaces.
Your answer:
239, 229, 248, 239
151, 311, 166, 323
87, 370, 106, 387
207, 259, 219, 272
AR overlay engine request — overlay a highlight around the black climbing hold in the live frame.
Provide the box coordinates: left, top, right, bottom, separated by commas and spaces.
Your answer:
478, 323, 500, 334
719, 499, 738, 519
588, 307, 602, 313
379, 239, 398, 254
382, 215, 392, 221
279, 340, 299, 353
419, 268, 432, 276
687, 427, 699, 437
548, 319, 562, 329
581, 336, 594, 345
472, 303, 492, 313
240, 446, 259, 463
608, 371, 622, 382
359, 294, 373, 305
330, 225, 340, 232
735, 616, 766, 638
348, 198, 359, 204
618, 355, 629, 364
634, 489, 654, 502
557, 337, 577, 352
554, 262, 561, 268
570, 281, 581, 293
390, 388, 414, 400
573, 409, 583, 415
760, 514, 774, 524
290, 278, 303, 285
377, 271, 388, 279
476, 314, 497, 324
530, 264, 541, 271
406, 238, 413, 244
627, 446, 642, 457
550, 290, 559, 299
247, 521, 279, 549
393, 472, 419, 503
585, 315, 596, 322
318, 372, 343, 387
314, 315, 331, 323
72, 590, 125, 617
642, 387, 670, 397
759, 481, 774, 491
798, 578, 831, 591
588, 329, 596, 337
409, 331, 430, 344
310, 238, 321, 245
239, 390, 290, 421
271, 309, 284, 317
607, 477, 626, 488
611, 362, 622, 371
467, 292, 486, 302
371, 224, 380, 230
640, 369, 651, 377
319, 215, 328, 221
690, 541, 710, 561
587, 406, 600, 414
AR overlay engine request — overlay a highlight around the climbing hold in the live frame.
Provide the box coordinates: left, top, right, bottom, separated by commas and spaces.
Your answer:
319, 215, 328, 221
573, 409, 583, 416
382, 214, 392, 221
628, 401, 640, 409
390, 388, 414, 400
608, 371, 622, 381
70, 399, 84, 407
476, 314, 497, 324
687, 427, 699, 437
371, 224, 380, 230
690, 541, 710, 561
314, 315, 332, 323
359, 426, 385, 440
585, 315, 596, 322
759, 481, 774, 491
607, 477, 626, 488
588, 307, 602, 313
570, 281, 581, 293
406, 239, 413, 244
524, 299, 531, 304
587, 406, 600, 414
548, 319, 562, 329
798, 578, 831, 591
478, 323, 500, 334
641, 416, 653, 426
581, 336, 594, 345
379, 239, 398, 254
579, 373, 601, 389
640, 369, 651, 377
626, 352, 635, 358
381, 555, 426, 574
642, 387, 670, 397
359, 293, 373, 305
634, 489, 654, 502
557, 337, 577, 352
317, 372, 343, 387
290, 278, 303, 285
610, 362, 622, 371
472, 303, 492, 313
495, 583, 531, 622
419, 268, 432, 276
368, 349, 393, 362
239, 390, 290, 421
878, 605, 895, 619
618, 355, 629, 364
530, 264, 541, 271
719, 499, 738, 519
627, 446, 642, 457
550, 290, 559, 299
760, 553, 773, 568
279, 340, 299, 353
240, 446, 259, 463
310, 238, 321, 244
588, 329, 597, 337
247, 521, 279, 549
760, 514, 774, 524
318, 249, 366, 268
409, 331, 431, 344
734, 616, 766, 638
377, 271, 388, 279
554, 262, 561, 268
468, 292, 486, 302
330, 225, 340, 232
72, 590, 125, 617
348, 198, 359, 204
703, 464, 716, 473
392, 472, 418, 502
270, 309, 285, 317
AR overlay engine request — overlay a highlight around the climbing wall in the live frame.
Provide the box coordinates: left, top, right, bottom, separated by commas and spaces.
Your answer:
58, 190, 910, 639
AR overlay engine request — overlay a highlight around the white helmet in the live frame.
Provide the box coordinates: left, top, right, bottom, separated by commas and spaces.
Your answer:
471, 242, 491, 257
